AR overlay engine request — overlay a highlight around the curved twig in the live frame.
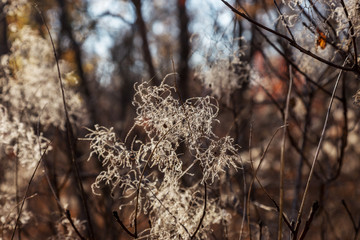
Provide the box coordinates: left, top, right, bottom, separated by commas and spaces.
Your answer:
191, 182, 207, 239
113, 211, 137, 238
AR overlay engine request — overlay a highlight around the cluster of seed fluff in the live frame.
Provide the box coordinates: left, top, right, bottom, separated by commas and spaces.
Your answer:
48, 217, 86, 240
197, 48, 250, 105
84, 125, 141, 196
0, 26, 86, 130
85, 76, 240, 238
0, 194, 32, 239
0, 105, 50, 170
0, 1, 88, 236
133, 78, 218, 146
145, 175, 230, 240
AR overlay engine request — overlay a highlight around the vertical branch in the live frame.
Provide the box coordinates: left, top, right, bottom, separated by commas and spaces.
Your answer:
293, 57, 349, 238
11, 142, 52, 240
341, 200, 359, 238
278, 65, 293, 240
15, 145, 20, 240
35, 6, 95, 240
131, 0, 158, 83
298, 201, 319, 240
247, 124, 254, 240
328, 73, 348, 181
191, 183, 207, 239
291, 91, 313, 217
246, 126, 285, 239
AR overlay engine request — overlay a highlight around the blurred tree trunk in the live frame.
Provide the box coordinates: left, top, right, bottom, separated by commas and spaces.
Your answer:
56, 0, 98, 125
131, 0, 158, 83
0, 3, 9, 56
177, 0, 190, 99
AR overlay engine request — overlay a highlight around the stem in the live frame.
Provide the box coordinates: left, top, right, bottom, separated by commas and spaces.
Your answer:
278, 65, 293, 239
293, 56, 349, 238
191, 182, 207, 239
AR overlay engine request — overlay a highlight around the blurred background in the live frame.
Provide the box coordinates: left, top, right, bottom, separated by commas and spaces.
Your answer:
1, 0, 360, 239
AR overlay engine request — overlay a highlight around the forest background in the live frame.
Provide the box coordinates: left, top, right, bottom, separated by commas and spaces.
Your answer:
1, 0, 360, 239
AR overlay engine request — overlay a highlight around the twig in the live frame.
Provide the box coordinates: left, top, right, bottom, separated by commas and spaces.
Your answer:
247, 126, 286, 239
340, 0, 358, 65
113, 211, 137, 238
1, 194, 37, 239
247, 123, 254, 240
307, 0, 337, 38
34, 5, 95, 239
298, 201, 319, 240
253, 19, 341, 101
65, 210, 86, 240
259, 221, 263, 240
255, 179, 294, 233
278, 65, 293, 240
239, 156, 248, 240
191, 182, 207, 239
342, 200, 360, 240
327, 74, 348, 181
11, 141, 52, 240
293, 56, 349, 238
291, 92, 313, 218
274, 0, 296, 41
220, 0, 356, 72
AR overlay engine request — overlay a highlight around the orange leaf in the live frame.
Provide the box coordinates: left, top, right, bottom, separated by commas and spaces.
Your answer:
316, 28, 327, 49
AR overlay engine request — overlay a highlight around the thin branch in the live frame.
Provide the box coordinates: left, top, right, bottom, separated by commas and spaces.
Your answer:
254, 181, 294, 233
238, 157, 248, 240
11, 141, 52, 240
247, 126, 291, 239
293, 56, 349, 238
98, 11, 133, 25
307, 0, 337, 38
39, 136, 86, 240
113, 211, 137, 238
220, 0, 356, 72
247, 123, 254, 240
340, 0, 358, 65
253, 18, 342, 101
327, 75, 348, 181
65, 210, 86, 240
274, 0, 296, 41
191, 182, 207, 239
342, 199, 359, 239
298, 201, 319, 240
291, 92, 313, 218
34, 5, 95, 239
278, 65, 293, 240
